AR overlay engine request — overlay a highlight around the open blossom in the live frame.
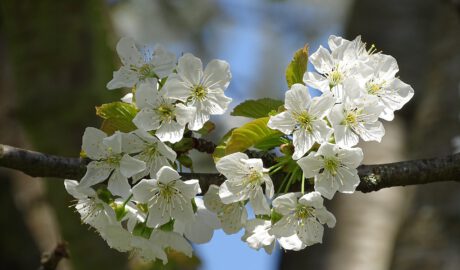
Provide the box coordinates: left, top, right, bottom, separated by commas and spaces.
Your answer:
107, 37, 176, 90
78, 128, 146, 197
121, 130, 176, 182
268, 84, 334, 160
270, 192, 336, 250
297, 143, 363, 199
174, 197, 221, 244
132, 81, 195, 143
358, 53, 414, 121
328, 82, 385, 147
204, 184, 248, 234
303, 36, 371, 101
241, 219, 276, 254
216, 152, 274, 215
131, 166, 201, 228
165, 53, 232, 130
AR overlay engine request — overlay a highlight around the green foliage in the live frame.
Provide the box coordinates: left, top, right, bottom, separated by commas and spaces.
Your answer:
172, 138, 194, 153
196, 121, 216, 135
96, 102, 138, 135
177, 154, 193, 169
231, 98, 284, 119
214, 117, 284, 160
285, 45, 309, 88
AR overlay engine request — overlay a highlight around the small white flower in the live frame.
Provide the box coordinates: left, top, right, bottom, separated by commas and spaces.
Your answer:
297, 143, 363, 199
132, 81, 196, 143
241, 219, 276, 254
130, 235, 168, 263
303, 36, 372, 101
121, 130, 176, 182
150, 230, 194, 258
107, 37, 176, 90
174, 197, 221, 244
165, 53, 232, 130
78, 128, 146, 197
131, 166, 201, 228
216, 152, 274, 215
358, 54, 414, 121
268, 84, 335, 160
328, 35, 371, 62
203, 184, 248, 234
270, 192, 335, 250
328, 83, 385, 147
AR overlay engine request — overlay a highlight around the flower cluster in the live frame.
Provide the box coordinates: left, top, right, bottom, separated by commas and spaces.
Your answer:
65, 35, 414, 263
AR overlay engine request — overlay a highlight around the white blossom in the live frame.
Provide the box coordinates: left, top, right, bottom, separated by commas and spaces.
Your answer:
107, 37, 176, 90
358, 53, 414, 121
132, 81, 196, 143
216, 152, 274, 215
270, 192, 335, 250
303, 36, 371, 101
241, 219, 276, 254
328, 82, 385, 147
131, 166, 201, 228
268, 84, 334, 160
174, 197, 221, 244
165, 53, 232, 130
204, 184, 248, 234
78, 128, 146, 197
121, 130, 176, 182
150, 230, 193, 258
297, 143, 363, 199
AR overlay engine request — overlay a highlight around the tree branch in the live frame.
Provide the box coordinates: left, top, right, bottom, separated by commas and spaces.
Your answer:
1, 144, 459, 193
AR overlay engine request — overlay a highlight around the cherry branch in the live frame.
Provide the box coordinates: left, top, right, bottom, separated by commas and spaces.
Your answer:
1, 143, 460, 193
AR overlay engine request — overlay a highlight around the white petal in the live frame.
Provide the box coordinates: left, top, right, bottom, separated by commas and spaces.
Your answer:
177, 179, 201, 199
116, 37, 144, 66
150, 44, 176, 78
309, 45, 334, 74
203, 185, 225, 213
135, 81, 158, 109
249, 186, 271, 215
156, 166, 181, 184
146, 204, 172, 227
102, 132, 123, 154
155, 121, 185, 143
315, 208, 336, 228
177, 53, 203, 86
220, 204, 247, 234
336, 167, 360, 194
119, 154, 146, 178
267, 111, 296, 134
121, 93, 133, 104
107, 67, 139, 90
270, 215, 296, 237
338, 147, 363, 169
278, 234, 306, 251
184, 218, 214, 244
79, 161, 113, 188
292, 129, 314, 160
334, 125, 360, 148
174, 103, 196, 126
359, 121, 385, 142
298, 191, 324, 209
188, 105, 210, 131
297, 218, 324, 246
203, 59, 231, 90
164, 74, 191, 102
120, 131, 145, 154
133, 109, 161, 131
215, 152, 249, 178
132, 179, 156, 203
219, 181, 247, 203
82, 127, 108, 159
317, 142, 337, 157
315, 171, 339, 200
202, 90, 232, 115
272, 193, 298, 215
264, 176, 275, 199
310, 119, 333, 143
297, 153, 323, 178
151, 231, 193, 257
309, 93, 335, 118
303, 72, 329, 92
285, 84, 311, 113
156, 140, 177, 161
65, 179, 95, 199
108, 170, 131, 198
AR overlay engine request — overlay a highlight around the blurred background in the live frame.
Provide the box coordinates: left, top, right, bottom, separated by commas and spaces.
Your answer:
1, 0, 460, 269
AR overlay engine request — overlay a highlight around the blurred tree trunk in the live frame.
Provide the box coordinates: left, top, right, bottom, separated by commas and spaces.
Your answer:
0, 1, 128, 269
279, 0, 460, 269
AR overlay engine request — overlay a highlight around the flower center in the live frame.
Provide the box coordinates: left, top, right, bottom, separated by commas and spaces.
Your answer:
159, 184, 177, 203
246, 169, 264, 186
366, 81, 384, 95
295, 111, 314, 132
156, 104, 175, 122
138, 64, 155, 80
106, 154, 122, 165
328, 69, 343, 88
345, 111, 358, 125
295, 205, 314, 220
192, 85, 208, 101
323, 156, 340, 176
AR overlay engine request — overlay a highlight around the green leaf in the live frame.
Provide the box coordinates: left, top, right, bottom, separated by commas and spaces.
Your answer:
285, 45, 309, 88
96, 102, 138, 135
196, 121, 216, 135
212, 128, 235, 161
177, 154, 193, 169
172, 138, 194, 153
225, 117, 283, 154
231, 98, 284, 119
